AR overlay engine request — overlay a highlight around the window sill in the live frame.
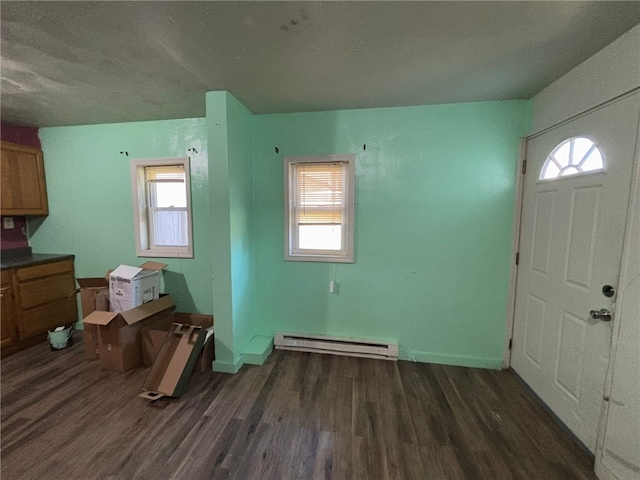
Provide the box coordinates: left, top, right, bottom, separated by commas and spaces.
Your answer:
136, 248, 193, 259
285, 253, 353, 264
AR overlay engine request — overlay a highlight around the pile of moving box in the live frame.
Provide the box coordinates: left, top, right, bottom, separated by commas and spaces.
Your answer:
77, 262, 214, 400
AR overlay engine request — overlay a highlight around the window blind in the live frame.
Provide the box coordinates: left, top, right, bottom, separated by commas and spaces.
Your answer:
146, 165, 185, 182
295, 162, 344, 225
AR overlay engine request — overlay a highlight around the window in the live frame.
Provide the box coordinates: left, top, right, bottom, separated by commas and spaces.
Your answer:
131, 158, 193, 258
540, 137, 604, 180
284, 154, 356, 263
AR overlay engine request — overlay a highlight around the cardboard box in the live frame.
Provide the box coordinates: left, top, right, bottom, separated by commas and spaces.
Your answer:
76, 277, 110, 360
83, 295, 176, 372
142, 312, 214, 372
109, 262, 167, 313
77, 277, 108, 317
139, 323, 207, 400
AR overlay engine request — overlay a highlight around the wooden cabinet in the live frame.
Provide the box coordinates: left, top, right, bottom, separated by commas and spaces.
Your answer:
1, 141, 49, 216
1, 270, 18, 349
1, 258, 77, 357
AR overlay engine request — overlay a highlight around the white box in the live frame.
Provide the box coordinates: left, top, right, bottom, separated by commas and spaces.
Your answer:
109, 262, 167, 313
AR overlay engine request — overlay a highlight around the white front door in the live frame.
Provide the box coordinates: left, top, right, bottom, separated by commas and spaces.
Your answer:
511, 92, 640, 452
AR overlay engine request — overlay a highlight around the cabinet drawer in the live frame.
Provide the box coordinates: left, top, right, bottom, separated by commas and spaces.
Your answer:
19, 297, 77, 339
18, 273, 76, 309
16, 259, 74, 282
1, 270, 13, 286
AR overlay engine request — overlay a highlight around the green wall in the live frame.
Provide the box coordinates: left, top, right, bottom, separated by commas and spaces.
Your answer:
226, 94, 257, 362
206, 91, 257, 372
253, 101, 532, 368
31, 118, 212, 314
31, 95, 532, 371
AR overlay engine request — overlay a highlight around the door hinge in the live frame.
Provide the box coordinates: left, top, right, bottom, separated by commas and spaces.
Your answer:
509, 339, 513, 350
522, 159, 527, 174
515, 252, 520, 265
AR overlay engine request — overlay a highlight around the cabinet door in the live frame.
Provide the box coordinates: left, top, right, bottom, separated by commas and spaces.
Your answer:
1, 286, 18, 348
1, 142, 49, 215
19, 297, 77, 339
15, 260, 78, 340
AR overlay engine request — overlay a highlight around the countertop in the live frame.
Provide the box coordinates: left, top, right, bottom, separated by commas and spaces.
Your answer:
1, 248, 74, 270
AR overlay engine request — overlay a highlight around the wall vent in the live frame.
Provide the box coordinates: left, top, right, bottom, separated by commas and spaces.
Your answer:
274, 332, 398, 361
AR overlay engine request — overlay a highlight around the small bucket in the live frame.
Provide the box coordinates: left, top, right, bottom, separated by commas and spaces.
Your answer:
48, 325, 73, 350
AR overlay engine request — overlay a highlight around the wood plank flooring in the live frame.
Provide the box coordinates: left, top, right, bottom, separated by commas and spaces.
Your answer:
1, 334, 597, 479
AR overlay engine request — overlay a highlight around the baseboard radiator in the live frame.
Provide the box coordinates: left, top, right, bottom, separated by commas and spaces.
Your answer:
274, 332, 398, 361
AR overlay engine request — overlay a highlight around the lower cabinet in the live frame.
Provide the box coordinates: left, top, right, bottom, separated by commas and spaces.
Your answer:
1, 271, 18, 349
1, 259, 78, 358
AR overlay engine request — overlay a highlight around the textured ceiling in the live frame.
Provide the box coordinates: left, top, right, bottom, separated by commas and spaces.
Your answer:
2, 1, 640, 127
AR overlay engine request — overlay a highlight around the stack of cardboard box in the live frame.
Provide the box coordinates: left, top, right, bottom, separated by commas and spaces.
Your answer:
77, 263, 214, 400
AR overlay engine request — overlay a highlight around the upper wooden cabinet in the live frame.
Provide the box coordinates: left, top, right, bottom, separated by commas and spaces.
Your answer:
1, 141, 49, 216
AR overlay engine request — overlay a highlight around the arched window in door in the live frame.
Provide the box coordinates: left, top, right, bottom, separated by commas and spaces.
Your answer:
540, 137, 604, 180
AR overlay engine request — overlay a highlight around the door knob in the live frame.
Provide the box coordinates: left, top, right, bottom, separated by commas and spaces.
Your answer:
590, 309, 612, 321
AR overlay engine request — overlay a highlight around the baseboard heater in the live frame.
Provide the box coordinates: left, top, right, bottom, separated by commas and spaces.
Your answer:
274, 332, 398, 361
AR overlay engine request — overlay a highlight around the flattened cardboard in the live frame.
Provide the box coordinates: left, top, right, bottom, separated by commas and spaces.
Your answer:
142, 329, 168, 366
84, 311, 119, 326
83, 295, 176, 372
142, 330, 214, 373
120, 295, 175, 325
140, 323, 207, 400
142, 312, 214, 372
140, 261, 168, 271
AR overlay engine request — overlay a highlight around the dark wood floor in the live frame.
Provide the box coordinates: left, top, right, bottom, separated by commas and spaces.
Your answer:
1, 334, 596, 480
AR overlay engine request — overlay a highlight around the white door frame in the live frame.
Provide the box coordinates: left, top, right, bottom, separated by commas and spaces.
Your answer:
593, 105, 640, 480
502, 139, 527, 368
503, 90, 640, 370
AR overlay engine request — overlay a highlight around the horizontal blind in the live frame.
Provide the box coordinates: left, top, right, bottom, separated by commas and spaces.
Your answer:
296, 162, 344, 225
146, 165, 185, 182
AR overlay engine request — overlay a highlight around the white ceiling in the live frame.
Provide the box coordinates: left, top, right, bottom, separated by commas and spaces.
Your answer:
2, 1, 639, 128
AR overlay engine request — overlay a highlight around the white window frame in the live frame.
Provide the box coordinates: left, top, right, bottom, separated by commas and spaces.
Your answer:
284, 154, 356, 263
130, 157, 194, 258
539, 136, 605, 181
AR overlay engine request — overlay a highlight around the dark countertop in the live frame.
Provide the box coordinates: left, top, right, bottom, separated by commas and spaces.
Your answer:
1, 248, 75, 270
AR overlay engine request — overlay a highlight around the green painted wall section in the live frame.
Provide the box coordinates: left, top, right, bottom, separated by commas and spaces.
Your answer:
225, 93, 257, 358
253, 101, 532, 368
31, 118, 212, 315
30, 94, 532, 372
206, 92, 236, 370
206, 91, 258, 371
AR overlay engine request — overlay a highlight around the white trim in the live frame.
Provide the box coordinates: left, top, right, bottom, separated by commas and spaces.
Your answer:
130, 157, 194, 258
594, 97, 640, 480
283, 154, 356, 263
503, 139, 527, 368
593, 463, 617, 480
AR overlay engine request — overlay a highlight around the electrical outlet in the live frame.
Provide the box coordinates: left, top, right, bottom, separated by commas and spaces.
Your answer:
329, 280, 335, 293
3, 217, 15, 229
